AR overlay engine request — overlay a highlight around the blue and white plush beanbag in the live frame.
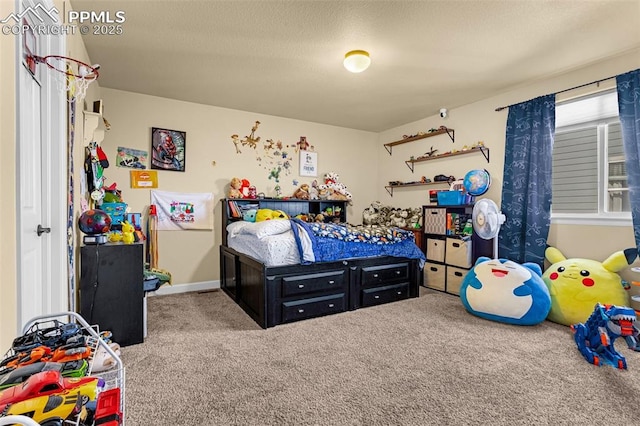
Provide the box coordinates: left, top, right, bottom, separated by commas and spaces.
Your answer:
460, 257, 551, 326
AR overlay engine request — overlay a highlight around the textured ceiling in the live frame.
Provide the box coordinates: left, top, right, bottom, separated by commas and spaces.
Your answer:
70, 0, 640, 132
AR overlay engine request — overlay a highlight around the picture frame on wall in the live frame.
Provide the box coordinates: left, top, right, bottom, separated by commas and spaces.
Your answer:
299, 150, 318, 177
151, 127, 186, 172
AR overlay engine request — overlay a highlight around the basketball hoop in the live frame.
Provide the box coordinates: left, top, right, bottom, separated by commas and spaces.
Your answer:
31, 55, 100, 102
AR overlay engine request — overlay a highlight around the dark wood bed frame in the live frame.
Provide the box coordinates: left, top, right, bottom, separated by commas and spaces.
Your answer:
219, 198, 422, 328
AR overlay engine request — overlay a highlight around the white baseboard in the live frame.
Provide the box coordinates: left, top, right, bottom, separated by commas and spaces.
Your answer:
148, 280, 220, 296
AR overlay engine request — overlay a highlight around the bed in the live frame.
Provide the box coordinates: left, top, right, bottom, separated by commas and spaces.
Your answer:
220, 198, 425, 328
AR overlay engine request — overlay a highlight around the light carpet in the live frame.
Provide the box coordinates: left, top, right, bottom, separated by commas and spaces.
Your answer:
121, 288, 640, 425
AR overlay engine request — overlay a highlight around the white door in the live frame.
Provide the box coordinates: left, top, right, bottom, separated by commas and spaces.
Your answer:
16, 0, 67, 332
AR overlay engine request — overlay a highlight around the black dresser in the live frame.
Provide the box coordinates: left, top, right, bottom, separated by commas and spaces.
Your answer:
79, 243, 144, 346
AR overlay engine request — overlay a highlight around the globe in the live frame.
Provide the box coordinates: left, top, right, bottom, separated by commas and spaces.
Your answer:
463, 169, 491, 196
78, 209, 112, 235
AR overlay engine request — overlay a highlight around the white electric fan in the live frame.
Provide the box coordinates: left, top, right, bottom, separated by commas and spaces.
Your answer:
472, 198, 505, 258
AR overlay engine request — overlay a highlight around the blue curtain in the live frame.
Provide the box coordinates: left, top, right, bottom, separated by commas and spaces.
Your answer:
499, 95, 555, 267
616, 69, 640, 256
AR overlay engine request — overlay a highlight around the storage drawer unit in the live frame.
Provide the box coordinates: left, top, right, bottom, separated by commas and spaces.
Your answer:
445, 238, 473, 268
446, 266, 469, 295
424, 262, 445, 291
361, 263, 409, 286
282, 293, 347, 323
281, 271, 346, 297
426, 238, 445, 262
362, 283, 409, 307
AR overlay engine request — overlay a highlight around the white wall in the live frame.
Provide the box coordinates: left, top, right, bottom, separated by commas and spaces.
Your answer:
98, 89, 378, 288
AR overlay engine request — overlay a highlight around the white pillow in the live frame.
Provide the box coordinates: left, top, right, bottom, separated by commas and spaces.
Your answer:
227, 221, 251, 238
244, 219, 292, 239
227, 219, 292, 239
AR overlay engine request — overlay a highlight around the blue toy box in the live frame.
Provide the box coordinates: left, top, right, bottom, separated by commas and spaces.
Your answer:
101, 202, 127, 225
437, 190, 467, 206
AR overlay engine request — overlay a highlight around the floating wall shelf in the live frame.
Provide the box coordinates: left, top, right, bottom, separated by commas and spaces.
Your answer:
383, 128, 455, 155
384, 181, 450, 197
405, 146, 490, 172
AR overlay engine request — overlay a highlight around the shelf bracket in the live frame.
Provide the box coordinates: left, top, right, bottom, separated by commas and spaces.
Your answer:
385, 186, 394, 197
404, 161, 414, 173
479, 146, 489, 163
384, 145, 392, 155
446, 128, 455, 143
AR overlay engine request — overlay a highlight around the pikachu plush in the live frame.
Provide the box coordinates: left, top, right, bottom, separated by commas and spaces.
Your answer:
542, 246, 636, 326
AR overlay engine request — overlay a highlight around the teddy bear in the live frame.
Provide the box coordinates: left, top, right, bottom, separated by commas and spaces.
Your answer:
292, 183, 310, 200
228, 177, 243, 199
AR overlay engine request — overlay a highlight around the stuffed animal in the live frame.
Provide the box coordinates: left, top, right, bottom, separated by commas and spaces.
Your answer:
292, 184, 310, 200
460, 257, 551, 326
240, 179, 251, 198
255, 208, 289, 222
243, 209, 257, 222
323, 172, 353, 201
309, 180, 319, 200
228, 177, 243, 199
543, 246, 636, 326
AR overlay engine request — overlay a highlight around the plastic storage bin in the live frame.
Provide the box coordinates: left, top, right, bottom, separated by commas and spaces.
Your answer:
437, 190, 465, 206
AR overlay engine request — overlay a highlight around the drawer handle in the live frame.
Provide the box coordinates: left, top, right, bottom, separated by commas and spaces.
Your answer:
397, 291, 402, 295
298, 309, 305, 313
374, 295, 380, 299
328, 303, 334, 308
373, 274, 379, 278
328, 280, 335, 284
298, 284, 305, 288
453, 242, 460, 248
455, 272, 464, 277
395, 271, 400, 275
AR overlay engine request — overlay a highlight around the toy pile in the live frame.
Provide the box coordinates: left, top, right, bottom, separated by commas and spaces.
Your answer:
362, 201, 422, 229
0, 318, 123, 424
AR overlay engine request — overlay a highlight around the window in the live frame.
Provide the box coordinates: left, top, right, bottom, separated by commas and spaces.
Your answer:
552, 90, 630, 223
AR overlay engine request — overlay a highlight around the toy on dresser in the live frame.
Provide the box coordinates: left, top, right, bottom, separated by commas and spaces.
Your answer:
121, 221, 135, 244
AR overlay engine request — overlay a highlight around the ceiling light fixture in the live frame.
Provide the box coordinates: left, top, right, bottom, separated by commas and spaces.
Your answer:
343, 50, 371, 73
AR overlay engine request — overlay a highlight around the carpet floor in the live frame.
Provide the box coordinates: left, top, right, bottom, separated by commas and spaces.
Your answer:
121, 288, 640, 425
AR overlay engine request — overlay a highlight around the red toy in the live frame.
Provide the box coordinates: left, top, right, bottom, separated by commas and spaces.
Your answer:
0, 370, 104, 423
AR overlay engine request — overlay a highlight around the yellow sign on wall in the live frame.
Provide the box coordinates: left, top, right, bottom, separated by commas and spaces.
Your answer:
130, 170, 158, 188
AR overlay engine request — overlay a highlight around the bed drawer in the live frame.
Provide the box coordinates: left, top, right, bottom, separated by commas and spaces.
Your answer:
281, 270, 346, 297
361, 263, 409, 287
281, 293, 347, 323
361, 282, 409, 307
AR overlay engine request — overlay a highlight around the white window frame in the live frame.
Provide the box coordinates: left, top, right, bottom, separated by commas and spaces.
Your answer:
551, 90, 631, 227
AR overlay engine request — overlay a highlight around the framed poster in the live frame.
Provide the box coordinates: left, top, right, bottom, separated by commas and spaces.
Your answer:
151, 127, 186, 172
299, 150, 318, 177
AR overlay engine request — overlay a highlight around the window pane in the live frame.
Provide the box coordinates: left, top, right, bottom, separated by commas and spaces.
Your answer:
552, 127, 598, 213
607, 122, 630, 212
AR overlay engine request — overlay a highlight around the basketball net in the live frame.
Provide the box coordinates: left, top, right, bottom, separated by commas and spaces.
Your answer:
34, 55, 99, 103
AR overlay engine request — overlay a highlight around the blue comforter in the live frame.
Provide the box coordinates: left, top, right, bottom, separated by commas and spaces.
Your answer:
289, 219, 425, 268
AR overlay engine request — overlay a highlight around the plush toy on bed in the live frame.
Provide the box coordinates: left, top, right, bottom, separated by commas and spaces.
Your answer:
460, 257, 551, 326
542, 246, 636, 326
243, 209, 257, 222
255, 208, 289, 222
